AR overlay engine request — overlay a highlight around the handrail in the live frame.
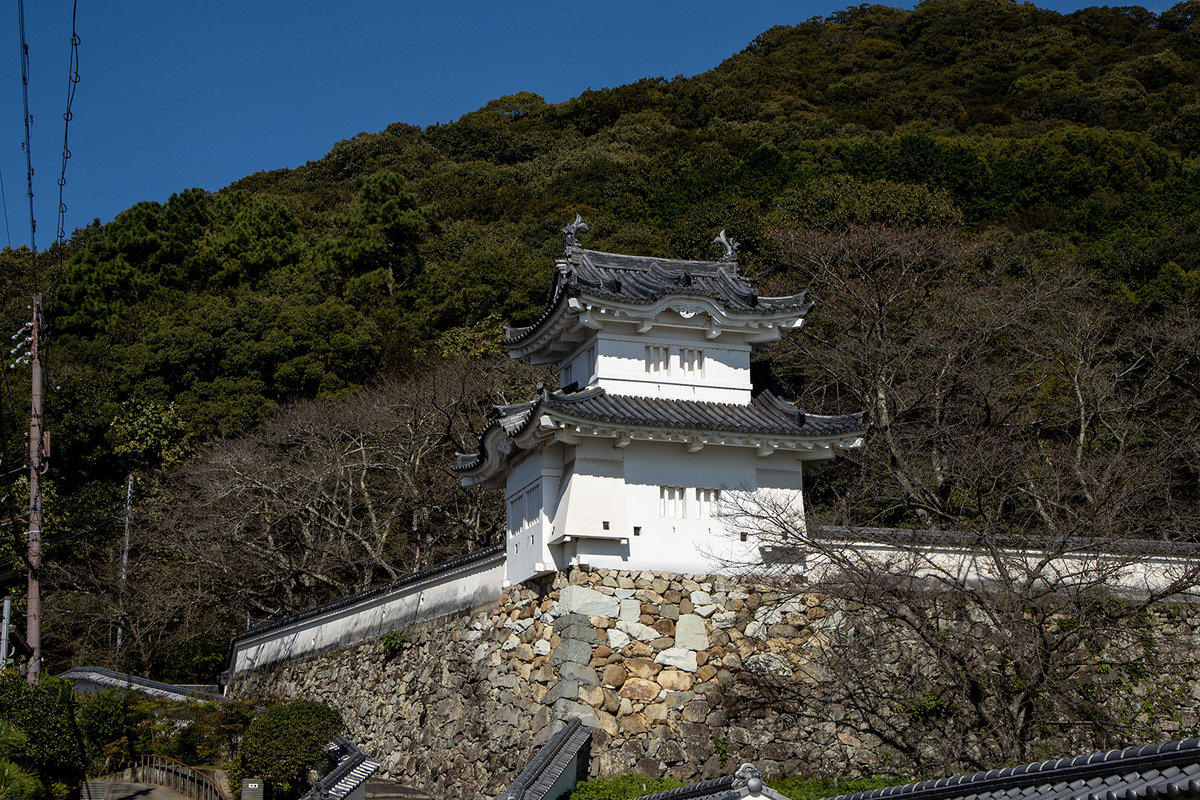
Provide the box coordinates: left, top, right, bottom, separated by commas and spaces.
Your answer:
134, 755, 232, 800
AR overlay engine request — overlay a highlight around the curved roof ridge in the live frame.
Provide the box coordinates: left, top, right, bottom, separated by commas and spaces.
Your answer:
503, 232, 812, 348
827, 739, 1200, 800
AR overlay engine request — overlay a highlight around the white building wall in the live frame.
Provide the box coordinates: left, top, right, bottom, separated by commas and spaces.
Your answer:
505, 450, 562, 585
548, 439, 806, 576
592, 333, 752, 403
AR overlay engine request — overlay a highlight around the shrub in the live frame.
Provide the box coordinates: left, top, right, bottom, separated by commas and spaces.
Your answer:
568, 773, 686, 800
238, 700, 342, 800
0, 673, 86, 783
380, 630, 406, 659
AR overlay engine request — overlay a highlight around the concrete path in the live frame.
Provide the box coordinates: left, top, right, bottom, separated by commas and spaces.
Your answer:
105, 783, 191, 800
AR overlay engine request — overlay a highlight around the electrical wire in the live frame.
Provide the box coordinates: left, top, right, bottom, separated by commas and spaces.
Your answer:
0, 164, 11, 248
17, 0, 37, 268
55, 1, 80, 244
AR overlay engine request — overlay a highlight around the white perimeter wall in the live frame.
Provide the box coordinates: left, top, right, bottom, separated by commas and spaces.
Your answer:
228, 550, 505, 678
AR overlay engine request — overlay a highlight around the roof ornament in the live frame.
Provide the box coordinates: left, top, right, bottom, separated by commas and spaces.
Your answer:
563, 214, 588, 247
733, 764, 764, 791
713, 229, 740, 263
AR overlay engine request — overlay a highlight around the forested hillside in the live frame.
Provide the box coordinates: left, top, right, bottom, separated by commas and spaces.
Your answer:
0, 0, 1198, 681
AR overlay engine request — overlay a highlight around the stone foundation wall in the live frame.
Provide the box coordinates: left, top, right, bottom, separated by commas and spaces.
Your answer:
229, 567, 1200, 800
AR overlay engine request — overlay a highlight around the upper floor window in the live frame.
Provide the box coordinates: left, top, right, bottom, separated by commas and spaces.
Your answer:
508, 481, 542, 536
645, 345, 670, 377
695, 487, 721, 519
660, 485, 686, 518
680, 348, 705, 381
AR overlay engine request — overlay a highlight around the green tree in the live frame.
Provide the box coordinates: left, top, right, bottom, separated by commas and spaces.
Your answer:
238, 701, 341, 800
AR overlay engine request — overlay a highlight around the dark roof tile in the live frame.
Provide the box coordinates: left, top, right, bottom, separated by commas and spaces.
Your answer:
822, 740, 1200, 800
504, 244, 812, 346
455, 387, 868, 474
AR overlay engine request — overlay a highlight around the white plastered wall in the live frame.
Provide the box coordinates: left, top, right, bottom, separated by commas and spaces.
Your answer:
593, 332, 752, 403
504, 449, 562, 585
549, 439, 806, 576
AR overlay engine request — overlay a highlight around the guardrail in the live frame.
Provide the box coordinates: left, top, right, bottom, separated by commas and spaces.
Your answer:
131, 756, 231, 800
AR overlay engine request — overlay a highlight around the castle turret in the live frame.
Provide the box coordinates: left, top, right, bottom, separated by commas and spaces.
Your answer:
456, 217, 868, 586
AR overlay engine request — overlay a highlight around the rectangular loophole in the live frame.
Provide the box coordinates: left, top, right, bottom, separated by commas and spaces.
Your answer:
602, 520, 610, 530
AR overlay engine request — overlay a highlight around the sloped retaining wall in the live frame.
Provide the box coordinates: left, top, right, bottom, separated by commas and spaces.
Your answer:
229, 567, 1200, 800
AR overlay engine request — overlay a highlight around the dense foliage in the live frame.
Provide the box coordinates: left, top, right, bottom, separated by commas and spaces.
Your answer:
235, 700, 342, 800
0, 673, 86, 793
0, 0, 1197, 681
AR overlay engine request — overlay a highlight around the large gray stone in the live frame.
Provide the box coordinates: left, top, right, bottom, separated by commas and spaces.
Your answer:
550, 638, 593, 666
560, 585, 620, 618
674, 614, 709, 651
654, 647, 698, 672
553, 698, 601, 729
553, 613, 599, 644
745, 653, 794, 677
619, 598, 641, 622
607, 628, 631, 651
543, 678, 583, 705
616, 620, 658, 642
560, 661, 600, 686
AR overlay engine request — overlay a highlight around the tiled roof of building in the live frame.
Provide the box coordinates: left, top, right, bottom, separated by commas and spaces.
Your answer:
823, 739, 1200, 800
503, 235, 812, 346
455, 386, 868, 473
303, 735, 380, 800
544, 386, 868, 437
497, 718, 592, 800
57, 666, 227, 703
631, 764, 784, 800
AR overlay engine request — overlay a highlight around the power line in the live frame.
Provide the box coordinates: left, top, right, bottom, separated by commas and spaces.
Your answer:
55, 1, 81, 244
0, 164, 10, 248
17, 0, 38, 271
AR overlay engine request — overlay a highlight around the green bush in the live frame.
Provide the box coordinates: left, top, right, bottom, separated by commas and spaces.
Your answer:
0, 673, 86, 783
0, 757, 43, 800
380, 630, 406, 659
568, 773, 686, 800
77, 691, 127, 774
238, 700, 342, 800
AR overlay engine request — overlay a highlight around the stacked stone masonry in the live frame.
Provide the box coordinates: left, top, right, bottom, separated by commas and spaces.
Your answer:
229, 567, 1200, 800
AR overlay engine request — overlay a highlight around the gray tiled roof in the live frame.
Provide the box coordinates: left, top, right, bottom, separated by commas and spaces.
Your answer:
631, 764, 783, 800
823, 739, 1200, 800
304, 735, 380, 800
504, 244, 811, 345
454, 386, 868, 473
498, 718, 592, 800
57, 666, 227, 703
544, 386, 868, 438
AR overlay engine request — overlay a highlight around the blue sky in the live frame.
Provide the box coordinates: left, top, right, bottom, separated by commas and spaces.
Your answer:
0, 1, 1171, 245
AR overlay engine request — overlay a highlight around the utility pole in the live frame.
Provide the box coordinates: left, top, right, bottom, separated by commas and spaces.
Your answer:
26, 294, 45, 684
116, 473, 133, 656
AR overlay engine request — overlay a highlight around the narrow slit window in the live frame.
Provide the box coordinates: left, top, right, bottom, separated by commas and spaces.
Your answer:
660, 485, 686, 518
696, 487, 721, 519
645, 345, 670, 377
680, 348, 705, 381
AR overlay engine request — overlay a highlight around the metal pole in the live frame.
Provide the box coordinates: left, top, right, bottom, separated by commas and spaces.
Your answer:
117, 473, 133, 655
26, 293, 43, 683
